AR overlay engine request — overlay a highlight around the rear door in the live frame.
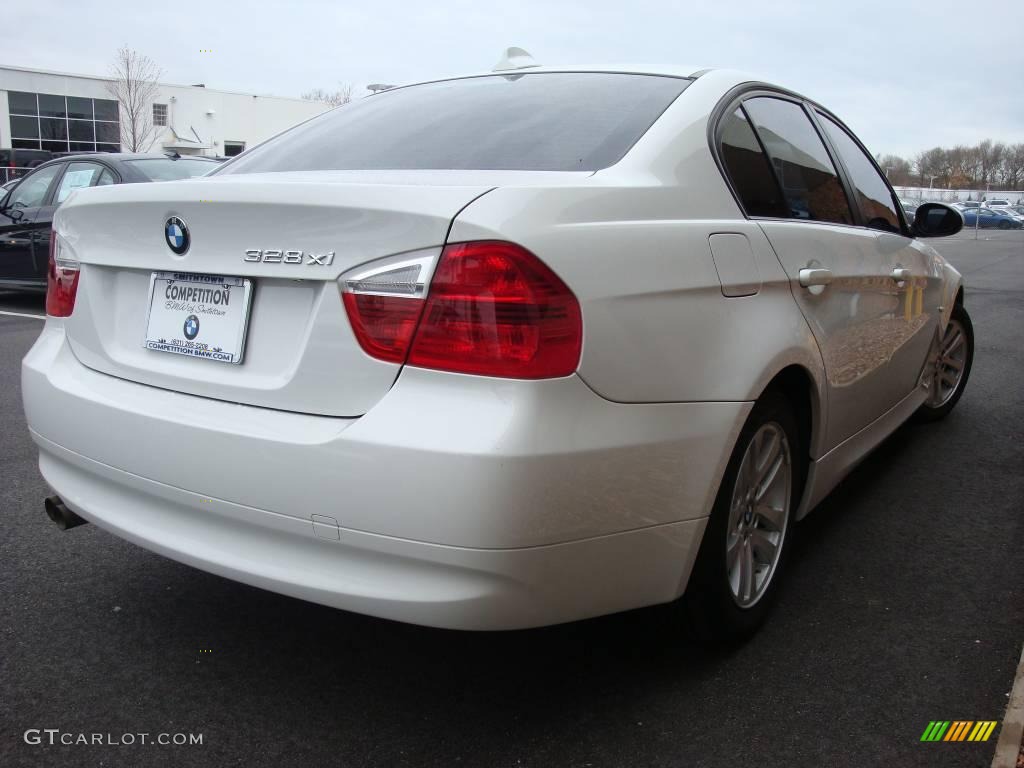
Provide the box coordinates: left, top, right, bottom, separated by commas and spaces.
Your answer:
730, 95, 908, 449
0, 162, 64, 284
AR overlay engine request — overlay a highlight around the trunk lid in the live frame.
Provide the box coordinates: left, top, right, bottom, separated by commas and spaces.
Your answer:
55, 171, 506, 417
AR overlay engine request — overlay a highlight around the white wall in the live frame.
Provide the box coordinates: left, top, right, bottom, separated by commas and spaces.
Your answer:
151, 83, 328, 156
894, 186, 1024, 204
0, 65, 329, 156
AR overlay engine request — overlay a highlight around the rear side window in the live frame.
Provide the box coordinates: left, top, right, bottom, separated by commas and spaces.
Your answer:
719, 107, 788, 217
818, 114, 901, 233
124, 158, 217, 181
55, 161, 110, 203
742, 97, 853, 225
220, 73, 691, 174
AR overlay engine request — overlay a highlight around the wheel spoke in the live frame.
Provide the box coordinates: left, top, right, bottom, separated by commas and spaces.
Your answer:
740, 451, 757, 495
940, 369, 959, 386
943, 330, 963, 355
749, 529, 777, 566
739, 539, 754, 602
755, 451, 785, 502
756, 430, 780, 474
941, 355, 963, 371
754, 502, 785, 532
726, 534, 742, 573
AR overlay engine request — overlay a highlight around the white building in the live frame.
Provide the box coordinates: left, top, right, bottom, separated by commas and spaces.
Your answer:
0, 64, 330, 158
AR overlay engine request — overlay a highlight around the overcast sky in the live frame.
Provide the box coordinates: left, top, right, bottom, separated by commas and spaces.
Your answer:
6, 0, 1023, 158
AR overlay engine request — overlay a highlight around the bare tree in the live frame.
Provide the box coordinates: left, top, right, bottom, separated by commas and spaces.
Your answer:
301, 84, 353, 108
878, 154, 913, 186
913, 147, 946, 187
106, 47, 163, 152
976, 139, 1005, 187
999, 143, 1024, 190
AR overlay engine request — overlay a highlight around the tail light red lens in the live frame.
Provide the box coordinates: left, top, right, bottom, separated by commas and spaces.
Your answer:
408, 241, 582, 378
342, 241, 582, 379
46, 231, 80, 317
342, 293, 424, 364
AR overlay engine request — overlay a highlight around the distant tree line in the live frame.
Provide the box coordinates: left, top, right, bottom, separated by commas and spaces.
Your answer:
301, 84, 353, 107
877, 140, 1024, 191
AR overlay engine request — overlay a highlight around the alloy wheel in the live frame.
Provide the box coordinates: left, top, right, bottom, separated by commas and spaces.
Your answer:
927, 318, 968, 408
725, 423, 792, 608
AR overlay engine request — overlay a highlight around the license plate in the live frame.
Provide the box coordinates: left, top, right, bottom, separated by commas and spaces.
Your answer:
144, 272, 253, 364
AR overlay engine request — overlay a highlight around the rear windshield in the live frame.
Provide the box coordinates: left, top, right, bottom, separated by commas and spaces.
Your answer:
125, 158, 218, 181
220, 73, 691, 174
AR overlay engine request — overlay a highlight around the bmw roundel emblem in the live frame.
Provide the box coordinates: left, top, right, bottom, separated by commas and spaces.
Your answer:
165, 216, 190, 255
183, 314, 200, 340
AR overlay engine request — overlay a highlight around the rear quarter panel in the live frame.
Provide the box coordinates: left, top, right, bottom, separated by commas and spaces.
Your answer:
449, 182, 828, 454
449, 69, 830, 454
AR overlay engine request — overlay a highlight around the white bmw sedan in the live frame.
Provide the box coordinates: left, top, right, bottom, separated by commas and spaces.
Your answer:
23, 64, 973, 638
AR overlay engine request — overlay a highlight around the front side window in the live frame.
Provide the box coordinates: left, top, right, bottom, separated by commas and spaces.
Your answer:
742, 97, 853, 225
719, 107, 788, 218
55, 162, 111, 203
7, 164, 63, 209
221, 73, 692, 174
818, 114, 901, 233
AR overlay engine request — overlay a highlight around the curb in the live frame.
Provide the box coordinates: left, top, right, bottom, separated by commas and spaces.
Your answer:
992, 643, 1024, 768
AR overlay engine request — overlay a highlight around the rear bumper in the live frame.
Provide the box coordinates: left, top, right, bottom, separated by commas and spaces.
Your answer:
23, 322, 750, 629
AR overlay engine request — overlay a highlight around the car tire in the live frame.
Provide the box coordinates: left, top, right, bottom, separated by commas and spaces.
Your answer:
682, 390, 803, 643
914, 302, 974, 422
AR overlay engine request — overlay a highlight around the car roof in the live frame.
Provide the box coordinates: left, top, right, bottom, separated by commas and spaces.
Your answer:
17, 153, 219, 184
379, 65, 760, 95
51, 152, 217, 163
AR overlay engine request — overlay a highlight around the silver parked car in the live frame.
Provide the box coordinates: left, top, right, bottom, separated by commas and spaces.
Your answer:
24, 62, 973, 640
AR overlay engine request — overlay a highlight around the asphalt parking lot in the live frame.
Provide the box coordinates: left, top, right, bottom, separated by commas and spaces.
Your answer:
1, 232, 1021, 768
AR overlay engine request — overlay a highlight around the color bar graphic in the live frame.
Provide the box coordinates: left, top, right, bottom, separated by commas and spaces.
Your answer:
921, 720, 998, 742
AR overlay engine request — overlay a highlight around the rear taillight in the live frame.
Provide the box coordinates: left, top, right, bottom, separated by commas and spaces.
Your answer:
341, 241, 582, 379
46, 231, 80, 317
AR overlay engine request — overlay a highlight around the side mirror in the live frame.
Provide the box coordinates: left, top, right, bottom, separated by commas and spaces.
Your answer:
912, 203, 963, 238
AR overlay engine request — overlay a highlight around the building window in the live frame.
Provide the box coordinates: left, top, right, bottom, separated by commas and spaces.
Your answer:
223, 141, 245, 157
153, 103, 168, 127
8, 91, 120, 154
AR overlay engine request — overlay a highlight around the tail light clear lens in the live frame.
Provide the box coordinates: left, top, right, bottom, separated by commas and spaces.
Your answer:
341, 241, 582, 379
46, 231, 80, 317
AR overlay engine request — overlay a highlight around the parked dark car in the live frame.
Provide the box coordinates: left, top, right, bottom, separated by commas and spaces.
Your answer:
0, 153, 218, 292
961, 207, 1023, 229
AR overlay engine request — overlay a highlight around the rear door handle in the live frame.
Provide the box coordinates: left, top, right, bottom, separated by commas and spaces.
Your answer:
891, 268, 912, 281
798, 267, 833, 288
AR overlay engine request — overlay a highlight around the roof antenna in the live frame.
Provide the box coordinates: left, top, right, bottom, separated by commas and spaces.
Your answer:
493, 47, 540, 72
